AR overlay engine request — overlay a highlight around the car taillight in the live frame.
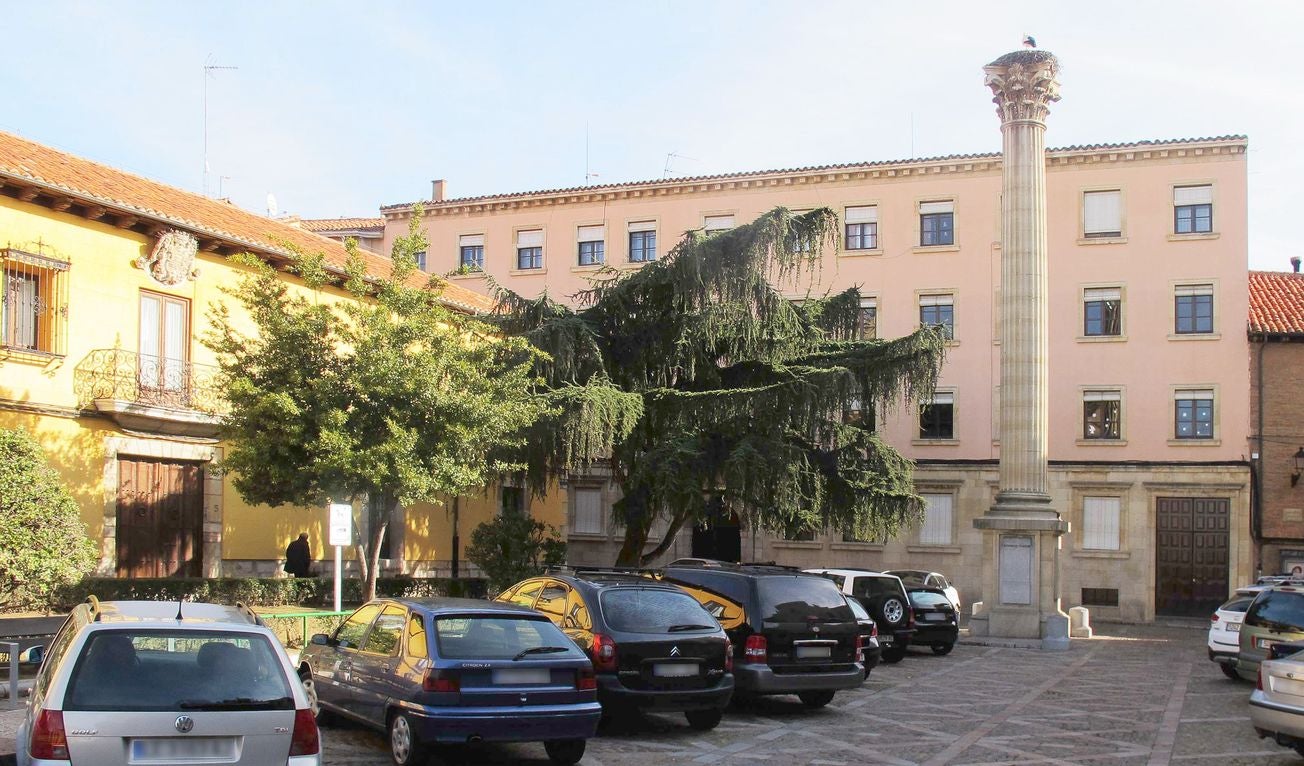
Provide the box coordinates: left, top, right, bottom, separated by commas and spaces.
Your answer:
871, 622, 879, 638
422, 669, 460, 693
577, 666, 597, 690
1210, 614, 1220, 623
592, 633, 618, 672
724, 639, 733, 673
855, 635, 865, 664
744, 634, 767, 665
30, 709, 68, 760
289, 708, 320, 756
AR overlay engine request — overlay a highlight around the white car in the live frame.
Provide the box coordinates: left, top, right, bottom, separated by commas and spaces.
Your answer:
16, 597, 321, 766
1208, 587, 1264, 680
1250, 645, 1304, 757
884, 569, 961, 614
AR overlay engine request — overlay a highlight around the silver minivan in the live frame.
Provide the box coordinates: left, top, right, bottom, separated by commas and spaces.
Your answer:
16, 597, 320, 766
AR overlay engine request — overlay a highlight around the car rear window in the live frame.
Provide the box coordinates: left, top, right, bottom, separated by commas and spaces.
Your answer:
757, 576, 854, 622
845, 597, 870, 622
599, 588, 716, 633
851, 576, 902, 600
1245, 590, 1304, 629
1218, 597, 1253, 614
434, 616, 581, 660
64, 630, 292, 712
909, 590, 951, 608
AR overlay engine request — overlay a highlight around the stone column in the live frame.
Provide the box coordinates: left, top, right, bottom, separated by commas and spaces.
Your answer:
971, 50, 1070, 648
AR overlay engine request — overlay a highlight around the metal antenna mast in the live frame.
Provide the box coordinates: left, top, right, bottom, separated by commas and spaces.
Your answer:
663, 151, 698, 178
203, 55, 238, 197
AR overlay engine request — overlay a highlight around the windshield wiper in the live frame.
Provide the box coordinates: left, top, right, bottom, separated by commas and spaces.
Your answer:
668, 624, 715, 632
512, 646, 569, 661
178, 696, 293, 711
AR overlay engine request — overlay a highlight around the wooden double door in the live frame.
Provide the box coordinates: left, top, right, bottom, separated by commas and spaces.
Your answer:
116, 457, 204, 578
1155, 497, 1229, 616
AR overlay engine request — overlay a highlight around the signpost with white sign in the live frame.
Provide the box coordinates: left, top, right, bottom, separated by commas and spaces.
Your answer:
328, 503, 353, 613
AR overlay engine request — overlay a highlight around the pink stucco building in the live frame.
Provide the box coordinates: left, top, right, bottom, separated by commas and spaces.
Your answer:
380, 136, 1250, 621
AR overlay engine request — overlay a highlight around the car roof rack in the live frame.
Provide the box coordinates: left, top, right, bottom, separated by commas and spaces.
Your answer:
546, 565, 661, 579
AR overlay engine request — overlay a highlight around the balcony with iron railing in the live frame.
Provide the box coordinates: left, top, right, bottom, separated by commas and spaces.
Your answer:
74, 350, 228, 437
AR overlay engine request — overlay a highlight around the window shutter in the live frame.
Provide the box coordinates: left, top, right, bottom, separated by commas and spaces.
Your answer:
1083, 190, 1122, 234
1082, 496, 1121, 550
931, 392, 954, 405
704, 214, 735, 231
573, 489, 604, 534
1083, 390, 1121, 402
459, 234, 484, 247
919, 493, 953, 545
627, 220, 656, 233
845, 205, 878, 224
1084, 287, 1121, 302
516, 229, 544, 248
919, 294, 954, 307
576, 225, 605, 243
919, 200, 954, 215
1173, 389, 1214, 402
1174, 284, 1213, 297
1173, 185, 1213, 205
858, 297, 876, 309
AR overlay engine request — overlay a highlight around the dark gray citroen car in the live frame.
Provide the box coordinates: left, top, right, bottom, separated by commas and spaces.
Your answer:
299, 598, 601, 765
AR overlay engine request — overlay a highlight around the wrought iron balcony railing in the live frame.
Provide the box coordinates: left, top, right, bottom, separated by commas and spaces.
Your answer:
74, 349, 227, 415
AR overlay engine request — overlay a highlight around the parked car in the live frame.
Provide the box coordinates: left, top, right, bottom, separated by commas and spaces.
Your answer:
300, 597, 600, 765
843, 595, 881, 677
16, 597, 320, 766
661, 560, 863, 708
1208, 587, 1264, 680
804, 568, 916, 663
1250, 643, 1304, 756
1237, 585, 1304, 682
885, 569, 961, 614
495, 570, 733, 729
906, 587, 959, 655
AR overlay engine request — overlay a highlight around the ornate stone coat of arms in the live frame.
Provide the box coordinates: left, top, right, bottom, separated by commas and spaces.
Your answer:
137, 230, 200, 285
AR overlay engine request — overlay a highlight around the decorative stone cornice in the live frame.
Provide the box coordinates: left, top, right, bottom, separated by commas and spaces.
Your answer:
984, 50, 1061, 125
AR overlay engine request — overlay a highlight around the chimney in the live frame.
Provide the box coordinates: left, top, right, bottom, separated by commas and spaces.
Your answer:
431, 179, 446, 202
1292, 256, 1301, 274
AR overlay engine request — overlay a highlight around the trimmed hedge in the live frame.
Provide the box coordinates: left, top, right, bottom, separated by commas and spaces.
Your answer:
51, 576, 487, 611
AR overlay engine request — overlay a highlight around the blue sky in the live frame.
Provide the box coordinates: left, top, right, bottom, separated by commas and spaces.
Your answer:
4, 0, 1300, 270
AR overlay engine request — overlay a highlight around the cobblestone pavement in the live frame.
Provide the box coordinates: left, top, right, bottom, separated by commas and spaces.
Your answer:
319, 621, 1293, 765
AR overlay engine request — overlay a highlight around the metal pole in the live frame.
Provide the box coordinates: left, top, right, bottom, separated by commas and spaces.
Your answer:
3, 641, 17, 706
333, 546, 342, 614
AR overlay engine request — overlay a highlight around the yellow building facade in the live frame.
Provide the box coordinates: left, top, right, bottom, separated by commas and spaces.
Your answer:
0, 131, 562, 580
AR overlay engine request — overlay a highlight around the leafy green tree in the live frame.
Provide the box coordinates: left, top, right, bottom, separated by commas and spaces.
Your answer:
464, 513, 567, 594
205, 210, 549, 600
0, 427, 96, 611
494, 208, 947, 565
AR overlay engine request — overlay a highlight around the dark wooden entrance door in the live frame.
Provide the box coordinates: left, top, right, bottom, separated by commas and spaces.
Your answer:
1155, 496, 1229, 616
116, 458, 204, 578
692, 502, 741, 563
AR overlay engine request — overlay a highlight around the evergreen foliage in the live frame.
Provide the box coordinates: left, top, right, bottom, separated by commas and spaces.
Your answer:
0, 427, 97, 611
464, 513, 567, 594
204, 209, 549, 600
492, 207, 947, 565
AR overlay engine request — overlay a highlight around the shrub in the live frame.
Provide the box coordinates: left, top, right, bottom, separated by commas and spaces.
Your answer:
50, 576, 486, 611
0, 428, 97, 611
464, 513, 566, 594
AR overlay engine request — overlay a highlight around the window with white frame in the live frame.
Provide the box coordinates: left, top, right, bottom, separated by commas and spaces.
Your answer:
1174, 284, 1214, 334
858, 297, 877, 340
458, 234, 484, 271
573, 488, 605, 534
919, 293, 954, 339
1174, 389, 1214, 440
1081, 496, 1121, 550
1174, 185, 1213, 234
413, 251, 427, 272
516, 229, 544, 270
1083, 287, 1122, 337
628, 221, 656, 262
845, 205, 878, 250
1083, 389, 1121, 440
703, 214, 734, 235
919, 200, 954, 246
577, 225, 605, 266
1083, 190, 1122, 238
919, 493, 953, 545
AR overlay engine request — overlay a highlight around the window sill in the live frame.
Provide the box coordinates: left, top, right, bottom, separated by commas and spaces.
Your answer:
509, 268, 548, 276
571, 264, 606, 273
447, 271, 486, 281
568, 532, 608, 541
1076, 334, 1127, 343
905, 544, 961, 554
829, 542, 885, 551
1167, 332, 1221, 341
912, 438, 960, 446
1077, 236, 1127, 245
912, 245, 960, 254
839, 248, 884, 258
772, 540, 823, 549
1167, 438, 1221, 447
0, 347, 64, 364
1167, 232, 1219, 242
1071, 550, 1129, 559
1075, 439, 1129, 447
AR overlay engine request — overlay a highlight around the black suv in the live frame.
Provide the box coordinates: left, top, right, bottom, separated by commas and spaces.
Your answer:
497, 570, 734, 729
804, 569, 917, 663
660, 560, 863, 708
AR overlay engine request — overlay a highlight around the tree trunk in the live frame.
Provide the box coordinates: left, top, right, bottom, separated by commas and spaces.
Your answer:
639, 510, 689, 565
365, 520, 388, 602
613, 488, 650, 567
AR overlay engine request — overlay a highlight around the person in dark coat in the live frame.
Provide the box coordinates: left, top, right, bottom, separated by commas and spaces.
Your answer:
285, 533, 312, 577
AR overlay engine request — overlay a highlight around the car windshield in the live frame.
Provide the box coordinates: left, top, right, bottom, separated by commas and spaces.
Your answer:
757, 576, 854, 623
599, 588, 717, 633
1245, 590, 1304, 630
433, 616, 580, 660
64, 630, 292, 712
909, 590, 952, 608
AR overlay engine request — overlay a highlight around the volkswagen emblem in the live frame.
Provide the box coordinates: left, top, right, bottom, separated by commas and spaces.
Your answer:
670, 646, 681, 657
175, 716, 194, 734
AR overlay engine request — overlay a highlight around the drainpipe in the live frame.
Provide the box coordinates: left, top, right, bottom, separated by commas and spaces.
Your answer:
1255, 338, 1266, 572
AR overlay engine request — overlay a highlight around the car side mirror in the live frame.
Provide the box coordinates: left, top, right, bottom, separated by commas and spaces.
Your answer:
310, 633, 331, 646
18, 645, 44, 665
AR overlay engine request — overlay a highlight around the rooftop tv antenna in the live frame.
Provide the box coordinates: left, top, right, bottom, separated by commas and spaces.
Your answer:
663, 151, 699, 178
203, 54, 238, 197
266, 193, 279, 218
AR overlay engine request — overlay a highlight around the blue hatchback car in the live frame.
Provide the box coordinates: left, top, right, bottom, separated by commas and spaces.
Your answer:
299, 597, 601, 765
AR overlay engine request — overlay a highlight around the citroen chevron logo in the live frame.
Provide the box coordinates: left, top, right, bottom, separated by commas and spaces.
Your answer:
670, 646, 681, 657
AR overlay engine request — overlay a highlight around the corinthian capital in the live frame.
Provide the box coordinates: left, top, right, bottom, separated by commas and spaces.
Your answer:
984, 50, 1061, 124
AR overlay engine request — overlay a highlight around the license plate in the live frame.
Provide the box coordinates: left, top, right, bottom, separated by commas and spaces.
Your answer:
1272, 676, 1304, 697
1229, 623, 1241, 633
795, 646, 831, 659
879, 635, 893, 645
130, 737, 235, 762
922, 613, 945, 621
493, 668, 550, 684
653, 662, 699, 677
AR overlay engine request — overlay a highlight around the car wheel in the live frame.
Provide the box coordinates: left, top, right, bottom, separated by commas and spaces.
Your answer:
932, 643, 954, 656
882, 645, 907, 664
1220, 662, 1241, 680
797, 690, 835, 708
389, 711, 428, 766
881, 596, 907, 626
685, 708, 724, 730
544, 738, 587, 765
